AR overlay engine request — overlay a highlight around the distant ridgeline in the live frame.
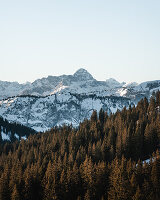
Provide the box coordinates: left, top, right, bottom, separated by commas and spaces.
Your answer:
0, 69, 160, 132
0, 116, 36, 143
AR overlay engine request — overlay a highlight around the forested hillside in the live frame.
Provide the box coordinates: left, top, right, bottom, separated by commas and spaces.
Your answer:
0, 91, 160, 200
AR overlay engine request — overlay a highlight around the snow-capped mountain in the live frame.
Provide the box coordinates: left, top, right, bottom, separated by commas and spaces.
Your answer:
119, 80, 160, 102
0, 68, 96, 99
0, 68, 127, 99
0, 68, 159, 132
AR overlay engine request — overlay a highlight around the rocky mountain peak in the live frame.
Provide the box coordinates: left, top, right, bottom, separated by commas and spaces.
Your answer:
73, 68, 94, 81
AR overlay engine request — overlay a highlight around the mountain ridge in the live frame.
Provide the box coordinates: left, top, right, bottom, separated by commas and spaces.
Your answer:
0, 68, 159, 99
0, 68, 159, 131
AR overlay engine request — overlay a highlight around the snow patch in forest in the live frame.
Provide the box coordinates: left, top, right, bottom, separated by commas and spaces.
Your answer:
1, 131, 10, 141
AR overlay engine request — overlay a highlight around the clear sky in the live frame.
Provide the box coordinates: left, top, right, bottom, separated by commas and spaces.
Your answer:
0, 0, 160, 84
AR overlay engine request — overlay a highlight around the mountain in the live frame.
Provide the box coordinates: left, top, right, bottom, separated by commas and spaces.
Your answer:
0, 68, 159, 131
0, 68, 95, 99
0, 94, 131, 132
106, 78, 125, 88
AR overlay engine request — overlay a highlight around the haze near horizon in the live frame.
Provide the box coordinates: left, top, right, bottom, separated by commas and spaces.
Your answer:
0, 0, 160, 84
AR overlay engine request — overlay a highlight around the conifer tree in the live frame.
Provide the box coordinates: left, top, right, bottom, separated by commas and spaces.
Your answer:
132, 186, 142, 200
11, 184, 20, 200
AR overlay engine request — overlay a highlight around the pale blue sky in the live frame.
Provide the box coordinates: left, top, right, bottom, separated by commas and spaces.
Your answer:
0, 0, 160, 83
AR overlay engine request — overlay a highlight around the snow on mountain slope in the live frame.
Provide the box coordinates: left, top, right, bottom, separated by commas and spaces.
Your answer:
0, 93, 131, 132
0, 116, 36, 142
106, 78, 125, 88
0, 127, 27, 141
121, 80, 160, 102
0, 68, 159, 131
1, 129, 11, 141
0, 81, 30, 100
0, 68, 159, 101
134, 80, 160, 92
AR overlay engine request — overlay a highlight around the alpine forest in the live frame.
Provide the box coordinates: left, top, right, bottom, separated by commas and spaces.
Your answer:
1, 91, 160, 200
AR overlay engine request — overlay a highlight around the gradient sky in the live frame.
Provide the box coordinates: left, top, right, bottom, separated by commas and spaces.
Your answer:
0, 0, 160, 84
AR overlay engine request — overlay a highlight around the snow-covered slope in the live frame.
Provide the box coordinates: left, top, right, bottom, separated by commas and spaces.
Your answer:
0, 81, 30, 100
119, 80, 160, 102
0, 68, 96, 99
0, 68, 159, 131
0, 94, 131, 132
0, 68, 159, 101
106, 78, 125, 88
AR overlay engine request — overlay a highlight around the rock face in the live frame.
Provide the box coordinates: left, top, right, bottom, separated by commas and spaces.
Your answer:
0, 68, 95, 99
0, 94, 131, 132
0, 68, 159, 131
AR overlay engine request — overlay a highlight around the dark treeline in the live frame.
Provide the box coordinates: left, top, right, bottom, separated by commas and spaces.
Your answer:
0, 92, 160, 199
0, 117, 36, 144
